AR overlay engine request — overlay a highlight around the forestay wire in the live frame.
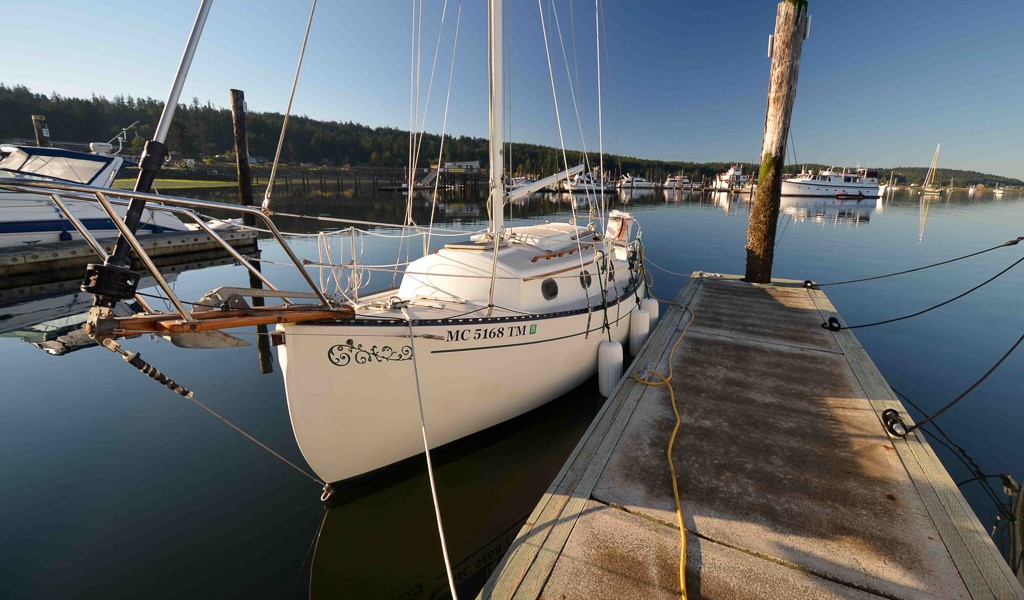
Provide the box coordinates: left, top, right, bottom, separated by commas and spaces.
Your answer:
263, 0, 318, 211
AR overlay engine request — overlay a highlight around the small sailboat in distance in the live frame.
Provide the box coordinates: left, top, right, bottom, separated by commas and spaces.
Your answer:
921, 143, 942, 196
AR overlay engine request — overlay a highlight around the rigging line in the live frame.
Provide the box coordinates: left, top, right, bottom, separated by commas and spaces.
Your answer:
827, 253, 1024, 330
288, 508, 327, 600
538, 0, 588, 245
262, 0, 318, 211
426, 1, 463, 255
401, 309, 459, 600
187, 386, 323, 487
410, 0, 452, 219
907, 328, 1024, 434
551, 0, 596, 219
597, 0, 621, 174
595, 0, 606, 230
807, 236, 1022, 288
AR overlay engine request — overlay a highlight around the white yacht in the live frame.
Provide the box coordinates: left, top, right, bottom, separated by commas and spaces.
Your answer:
560, 171, 611, 193
781, 168, 881, 199
712, 165, 747, 191
617, 174, 657, 190
0, 145, 187, 247
663, 174, 695, 190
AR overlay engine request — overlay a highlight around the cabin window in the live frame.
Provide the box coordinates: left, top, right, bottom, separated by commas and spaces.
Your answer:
541, 278, 558, 300
579, 270, 593, 289
844, 176, 852, 183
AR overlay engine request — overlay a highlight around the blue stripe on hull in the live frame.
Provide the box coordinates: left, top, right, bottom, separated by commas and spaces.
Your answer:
0, 218, 183, 235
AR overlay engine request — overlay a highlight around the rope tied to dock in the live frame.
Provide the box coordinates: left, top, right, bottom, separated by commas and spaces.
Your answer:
821, 252, 1024, 331
401, 308, 459, 600
804, 235, 1023, 289
631, 297, 697, 600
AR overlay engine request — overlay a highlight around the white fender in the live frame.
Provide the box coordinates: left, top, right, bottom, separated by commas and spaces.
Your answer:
598, 340, 624, 398
629, 308, 650, 356
640, 298, 659, 329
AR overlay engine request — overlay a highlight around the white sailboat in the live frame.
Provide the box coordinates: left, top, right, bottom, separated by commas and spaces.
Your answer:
921, 143, 942, 196
276, 0, 647, 485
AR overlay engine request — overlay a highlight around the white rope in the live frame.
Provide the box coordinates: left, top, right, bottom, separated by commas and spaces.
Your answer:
550, 0, 596, 220
595, 0, 607, 230
401, 308, 458, 600
262, 0, 318, 211
426, 1, 464, 255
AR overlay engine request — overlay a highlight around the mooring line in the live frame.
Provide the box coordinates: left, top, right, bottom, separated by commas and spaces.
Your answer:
402, 308, 458, 600
806, 235, 1022, 288
823, 253, 1024, 331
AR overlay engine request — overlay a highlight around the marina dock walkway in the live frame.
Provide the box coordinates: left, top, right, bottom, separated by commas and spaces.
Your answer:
0, 230, 258, 290
481, 273, 1023, 599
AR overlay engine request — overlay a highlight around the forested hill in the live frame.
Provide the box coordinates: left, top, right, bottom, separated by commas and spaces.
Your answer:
1, 84, 1020, 187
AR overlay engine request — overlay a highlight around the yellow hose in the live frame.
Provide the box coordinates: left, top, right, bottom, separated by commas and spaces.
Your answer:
632, 266, 696, 599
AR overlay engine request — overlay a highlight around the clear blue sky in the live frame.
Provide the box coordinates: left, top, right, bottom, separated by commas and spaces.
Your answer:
4, 0, 1023, 178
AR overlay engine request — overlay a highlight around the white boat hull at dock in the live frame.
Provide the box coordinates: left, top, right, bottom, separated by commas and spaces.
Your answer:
278, 295, 639, 485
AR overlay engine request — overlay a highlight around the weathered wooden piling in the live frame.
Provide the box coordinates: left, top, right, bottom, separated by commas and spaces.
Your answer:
229, 88, 273, 375
31, 115, 51, 147
229, 89, 255, 226
745, 0, 809, 283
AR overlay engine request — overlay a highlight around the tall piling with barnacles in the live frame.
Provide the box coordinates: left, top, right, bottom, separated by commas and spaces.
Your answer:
745, 0, 809, 283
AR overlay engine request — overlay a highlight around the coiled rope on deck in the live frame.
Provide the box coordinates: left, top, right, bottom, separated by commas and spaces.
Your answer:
631, 287, 698, 600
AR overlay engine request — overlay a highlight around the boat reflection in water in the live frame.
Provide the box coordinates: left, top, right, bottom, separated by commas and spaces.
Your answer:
310, 384, 604, 599
662, 188, 692, 203
780, 196, 878, 227
615, 187, 656, 205
0, 276, 176, 355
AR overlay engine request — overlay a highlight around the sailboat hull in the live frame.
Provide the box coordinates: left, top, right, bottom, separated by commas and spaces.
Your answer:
278, 296, 640, 484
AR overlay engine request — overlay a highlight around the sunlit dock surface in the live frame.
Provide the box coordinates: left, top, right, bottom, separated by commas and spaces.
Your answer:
481, 273, 1023, 599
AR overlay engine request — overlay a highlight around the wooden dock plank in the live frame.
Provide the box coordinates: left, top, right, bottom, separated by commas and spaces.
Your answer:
483, 274, 1023, 600
481, 280, 699, 599
808, 288, 1022, 599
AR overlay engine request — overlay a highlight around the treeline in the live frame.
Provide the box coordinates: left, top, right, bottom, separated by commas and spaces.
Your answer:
1, 84, 1019, 187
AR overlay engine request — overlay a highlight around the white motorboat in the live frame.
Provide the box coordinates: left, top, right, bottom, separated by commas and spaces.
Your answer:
506, 176, 535, 191
663, 174, 696, 190
560, 171, 611, 193
712, 165, 747, 191
781, 167, 880, 199
276, 0, 648, 485
617, 174, 656, 190
0, 145, 187, 247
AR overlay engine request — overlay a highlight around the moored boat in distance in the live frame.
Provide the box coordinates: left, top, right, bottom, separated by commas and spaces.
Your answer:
616, 174, 657, 190
711, 164, 747, 191
560, 171, 612, 193
0, 145, 188, 247
920, 143, 942, 196
663, 174, 697, 190
781, 167, 880, 199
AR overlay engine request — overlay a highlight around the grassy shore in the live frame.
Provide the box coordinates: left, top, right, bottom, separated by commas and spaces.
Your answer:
112, 179, 237, 190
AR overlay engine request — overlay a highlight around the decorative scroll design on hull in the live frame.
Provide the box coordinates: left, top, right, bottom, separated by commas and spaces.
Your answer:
327, 340, 413, 367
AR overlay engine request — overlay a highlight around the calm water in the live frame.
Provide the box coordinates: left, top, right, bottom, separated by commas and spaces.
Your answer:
1, 186, 1021, 598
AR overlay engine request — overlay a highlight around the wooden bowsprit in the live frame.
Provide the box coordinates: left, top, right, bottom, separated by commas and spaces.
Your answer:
86, 290, 355, 397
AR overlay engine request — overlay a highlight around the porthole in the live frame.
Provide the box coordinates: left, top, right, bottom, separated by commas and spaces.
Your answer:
541, 278, 558, 300
579, 270, 593, 289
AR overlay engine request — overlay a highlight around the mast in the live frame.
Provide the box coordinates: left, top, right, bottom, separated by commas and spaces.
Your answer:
488, 0, 505, 235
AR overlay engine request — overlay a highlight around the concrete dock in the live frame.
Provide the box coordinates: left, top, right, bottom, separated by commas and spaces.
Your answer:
0, 230, 258, 290
481, 273, 1024, 599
